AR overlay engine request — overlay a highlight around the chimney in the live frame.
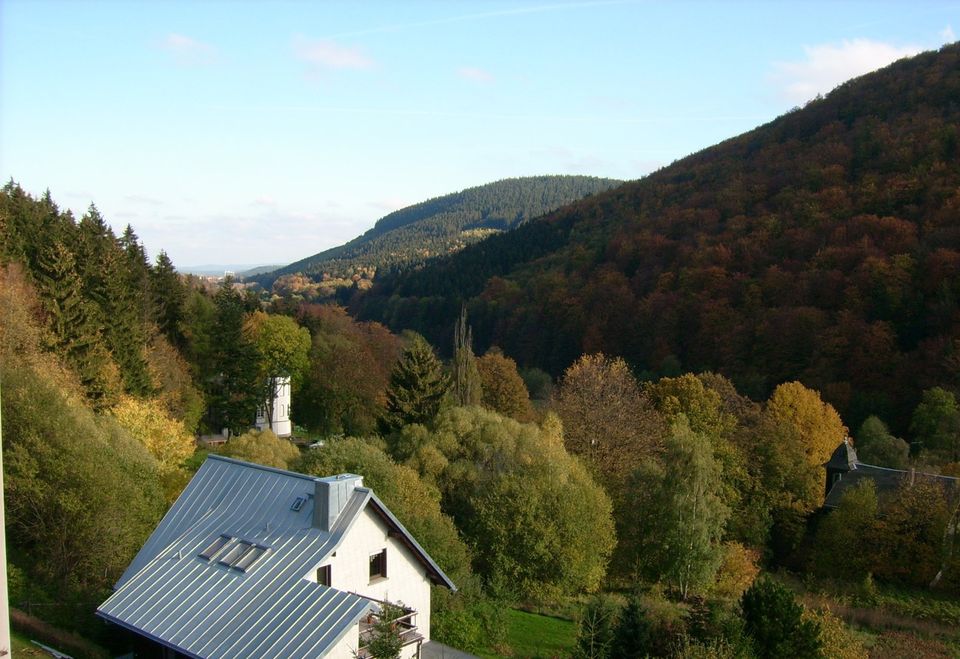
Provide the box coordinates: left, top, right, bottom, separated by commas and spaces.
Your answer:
313, 474, 364, 532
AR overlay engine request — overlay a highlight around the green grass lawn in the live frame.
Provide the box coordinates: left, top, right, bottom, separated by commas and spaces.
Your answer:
10, 629, 47, 656
480, 608, 576, 658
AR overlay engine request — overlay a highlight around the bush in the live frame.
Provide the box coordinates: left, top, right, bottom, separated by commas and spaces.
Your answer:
741, 577, 822, 658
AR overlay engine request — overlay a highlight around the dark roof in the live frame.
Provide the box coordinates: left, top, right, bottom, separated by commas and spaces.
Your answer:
825, 438, 858, 470
824, 460, 959, 508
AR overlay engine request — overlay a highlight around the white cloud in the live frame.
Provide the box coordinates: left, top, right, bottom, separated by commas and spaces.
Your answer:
771, 38, 921, 104
160, 33, 218, 66
942, 25, 956, 43
457, 66, 495, 84
293, 36, 374, 75
368, 197, 410, 212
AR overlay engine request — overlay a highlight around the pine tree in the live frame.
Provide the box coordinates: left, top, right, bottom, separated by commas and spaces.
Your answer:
451, 306, 482, 406
380, 336, 450, 433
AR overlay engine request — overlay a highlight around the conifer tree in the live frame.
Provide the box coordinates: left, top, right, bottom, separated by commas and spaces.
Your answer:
206, 283, 260, 435
151, 250, 187, 347
451, 306, 482, 406
34, 239, 118, 407
380, 336, 450, 433
77, 208, 153, 395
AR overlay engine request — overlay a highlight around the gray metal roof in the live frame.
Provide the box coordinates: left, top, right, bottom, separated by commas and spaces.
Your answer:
97, 455, 454, 658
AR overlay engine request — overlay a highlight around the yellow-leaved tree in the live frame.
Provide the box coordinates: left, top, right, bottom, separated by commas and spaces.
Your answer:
765, 382, 847, 470
112, 395, 195, 473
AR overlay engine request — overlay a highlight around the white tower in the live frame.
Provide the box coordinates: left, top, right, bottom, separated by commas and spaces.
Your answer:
255, 376, 292, 437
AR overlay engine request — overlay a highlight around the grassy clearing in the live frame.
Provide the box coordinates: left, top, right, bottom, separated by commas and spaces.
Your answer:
11, 629, 45, 656
479, 609, 576, 658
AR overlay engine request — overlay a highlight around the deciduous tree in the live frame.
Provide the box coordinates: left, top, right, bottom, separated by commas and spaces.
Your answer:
476, 348, 533, 422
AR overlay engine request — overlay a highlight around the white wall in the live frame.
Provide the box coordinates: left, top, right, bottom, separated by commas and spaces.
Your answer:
325, 624, 361, 659
307, 506, 433, 645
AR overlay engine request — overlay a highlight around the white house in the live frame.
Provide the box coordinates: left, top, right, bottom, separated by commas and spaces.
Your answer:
97, 456, 456, 658
255, 376, 292, 437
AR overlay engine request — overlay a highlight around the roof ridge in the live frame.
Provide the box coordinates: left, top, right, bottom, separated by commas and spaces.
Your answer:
207, 454, 321, 482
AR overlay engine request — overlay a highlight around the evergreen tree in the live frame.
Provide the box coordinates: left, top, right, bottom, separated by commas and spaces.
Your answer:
33, 240, 118, 407
380, 335, 451, 433
574, 595, 619, 659
741, 578, 822, 659
612, 593, 652, 658
73, 207, 154, 395
451, 306, 482, 406
151, 250, 187, 347
206, 283, 260, 435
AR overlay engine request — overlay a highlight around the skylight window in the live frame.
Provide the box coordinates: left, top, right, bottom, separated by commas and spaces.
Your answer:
199, 535, 271, 574
291, 496, 305, 512
234, 545, 269, 572
218, 540, 254, 567
198, 535, 231, 560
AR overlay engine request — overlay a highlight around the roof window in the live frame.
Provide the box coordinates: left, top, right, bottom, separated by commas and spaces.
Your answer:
199, 535, 270, 574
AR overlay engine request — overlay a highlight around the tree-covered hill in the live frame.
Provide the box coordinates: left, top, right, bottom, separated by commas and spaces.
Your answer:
251, 175, 621, 291
352, 43, 960, 433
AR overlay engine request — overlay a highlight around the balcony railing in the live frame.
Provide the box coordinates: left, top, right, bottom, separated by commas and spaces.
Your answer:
354, 597, 423, 658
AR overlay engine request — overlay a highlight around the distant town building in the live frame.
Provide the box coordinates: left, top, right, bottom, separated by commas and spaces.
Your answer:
256, 376, 292, 437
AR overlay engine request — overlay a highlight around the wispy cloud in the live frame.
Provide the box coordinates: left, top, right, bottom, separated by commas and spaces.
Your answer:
123, 193, 164, 206
771, 38, 921, 104
293, 36, 375, 76
942, 25, 956, 43
160, 33, 218, 66
457, 66, 495, 84
368, 197, 409, 212
318, 1, 637, 40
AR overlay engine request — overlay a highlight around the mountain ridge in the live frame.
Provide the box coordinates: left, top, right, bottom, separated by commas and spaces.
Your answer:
251, 175, 621, 290
352, 43, 960, 433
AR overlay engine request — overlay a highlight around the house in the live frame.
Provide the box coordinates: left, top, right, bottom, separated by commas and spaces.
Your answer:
97, 455, 456, 658
255, 376, 292, 437
823, 438, 958, 508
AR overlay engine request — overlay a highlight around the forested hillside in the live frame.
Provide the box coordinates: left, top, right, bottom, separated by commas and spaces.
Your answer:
353, 43, 960, 432
253, 175, 620, 294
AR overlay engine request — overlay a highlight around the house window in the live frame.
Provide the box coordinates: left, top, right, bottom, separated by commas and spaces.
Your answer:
369, 548, 387, 581
317, 564, 331, 587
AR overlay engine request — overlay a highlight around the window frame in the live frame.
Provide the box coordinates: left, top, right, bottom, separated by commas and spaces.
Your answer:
368, 548, 387, 582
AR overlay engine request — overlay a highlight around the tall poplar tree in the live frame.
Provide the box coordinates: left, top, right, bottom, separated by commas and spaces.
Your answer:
451, 306, 482, 406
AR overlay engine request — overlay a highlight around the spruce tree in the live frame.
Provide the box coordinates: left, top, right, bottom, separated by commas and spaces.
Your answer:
206, 283, 259, 435
77, 208, 153, 395
380, 336, 450, 433
151, 250, 187, 347
34, 240, 118, 407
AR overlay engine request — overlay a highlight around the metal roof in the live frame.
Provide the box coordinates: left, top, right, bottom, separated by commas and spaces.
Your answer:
97, 455, 454, 658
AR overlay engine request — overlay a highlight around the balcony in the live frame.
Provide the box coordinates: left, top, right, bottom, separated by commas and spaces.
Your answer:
356, 598, 423, 658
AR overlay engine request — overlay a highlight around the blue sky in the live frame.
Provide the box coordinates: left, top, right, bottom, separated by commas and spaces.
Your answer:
1, 1, 957, 268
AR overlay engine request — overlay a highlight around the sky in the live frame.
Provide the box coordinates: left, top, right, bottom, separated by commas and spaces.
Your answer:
1, 1, 957, 269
